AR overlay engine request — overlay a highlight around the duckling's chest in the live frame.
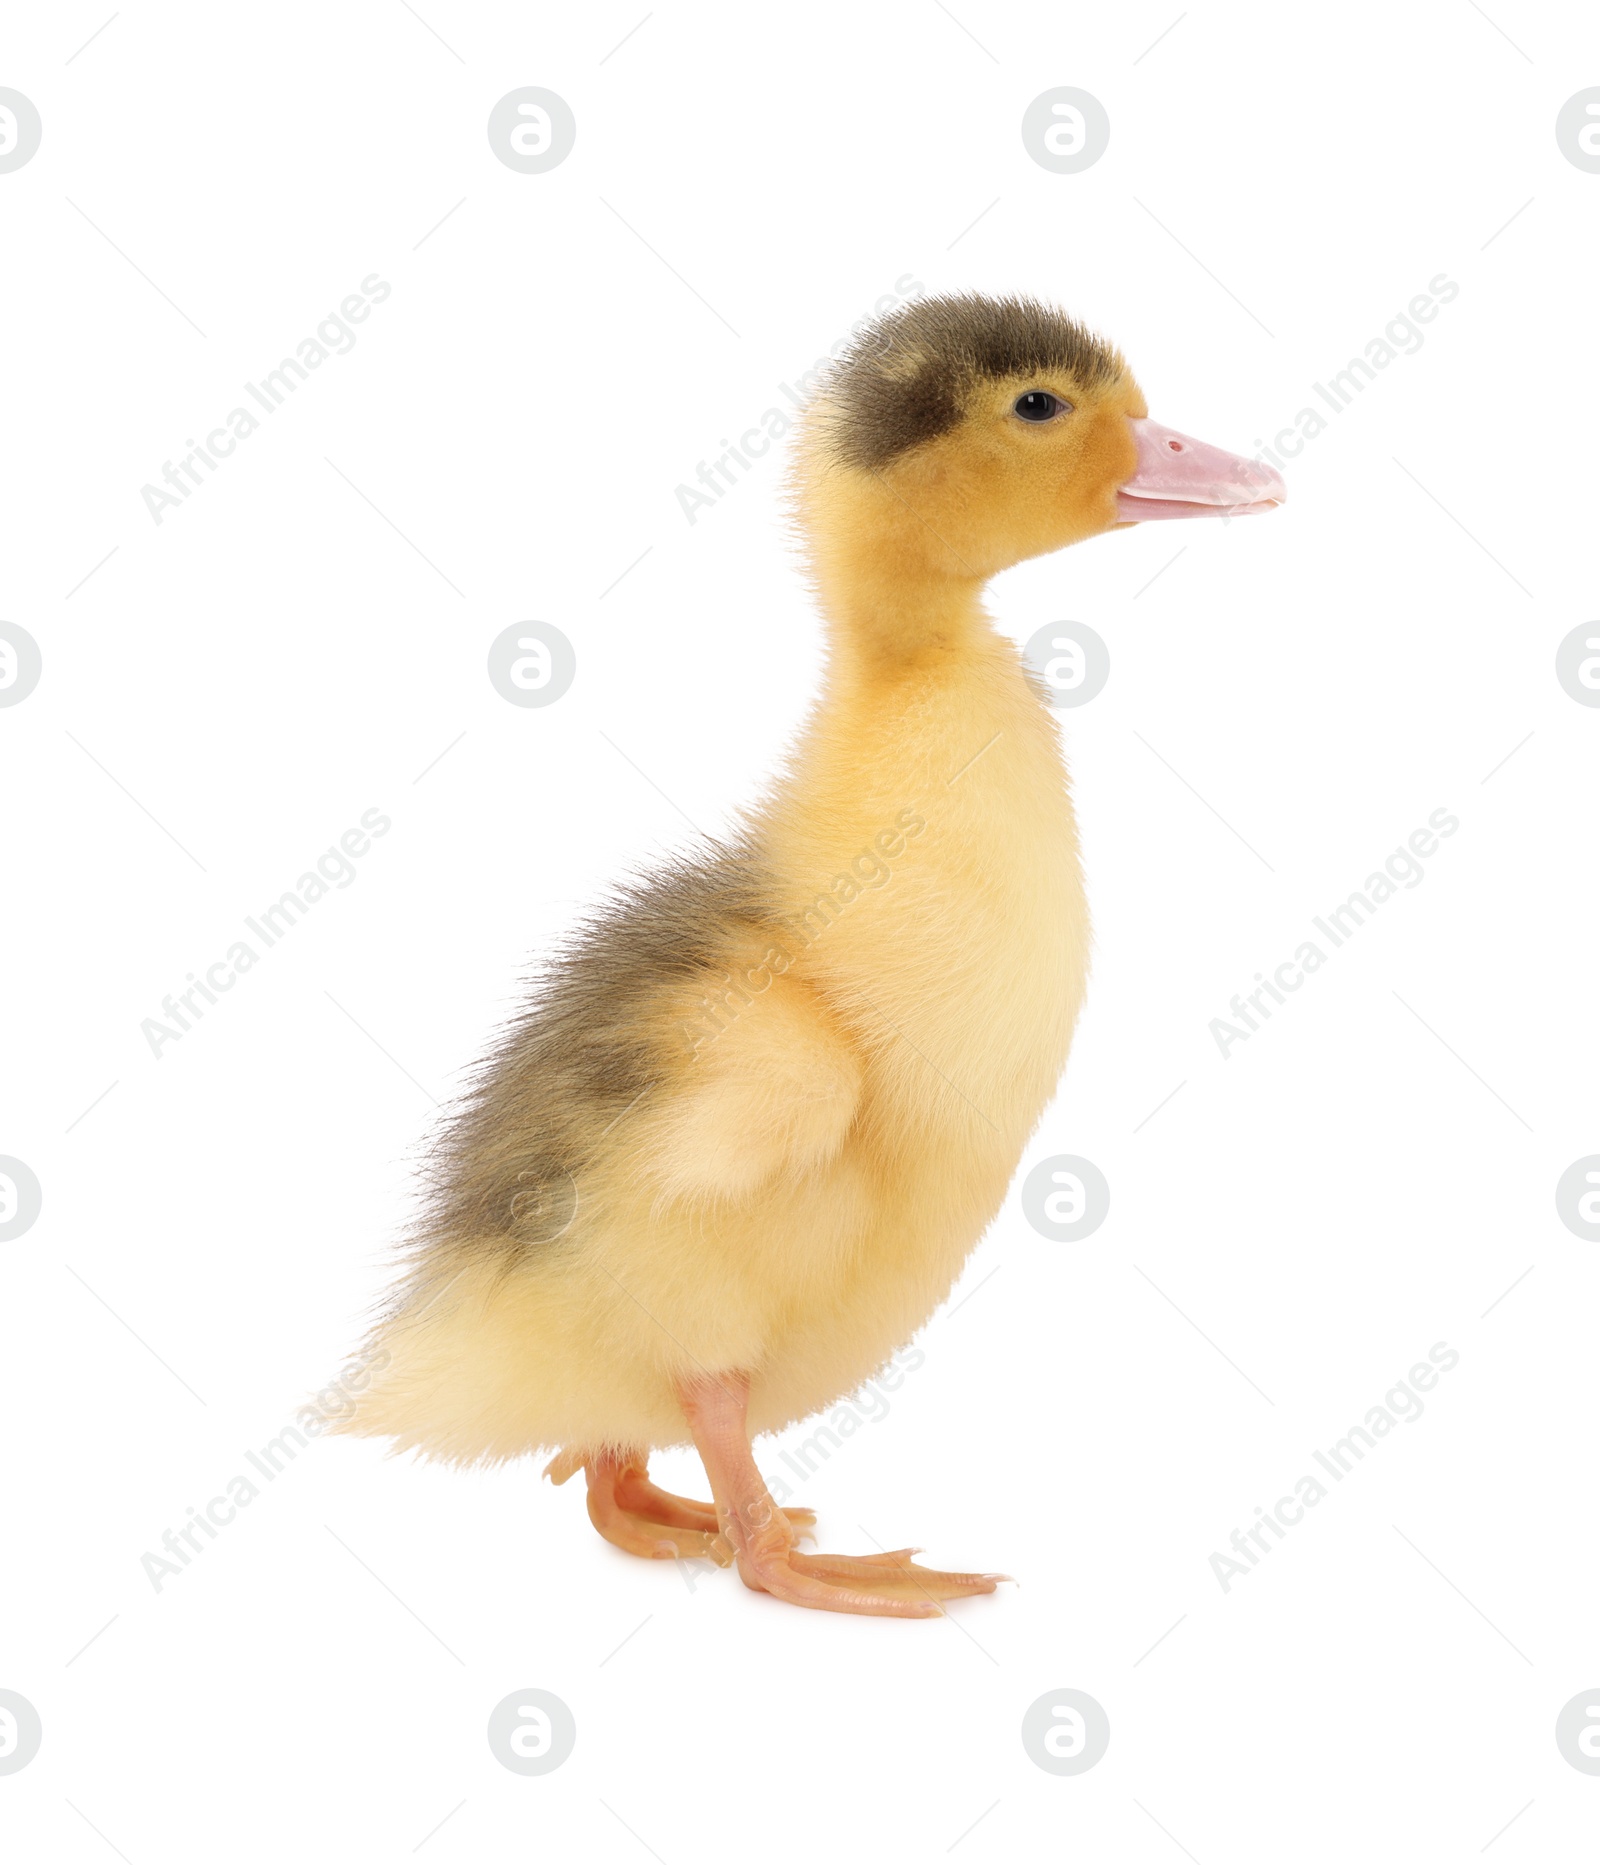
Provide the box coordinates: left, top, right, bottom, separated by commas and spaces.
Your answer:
785, 667, 1090, 1141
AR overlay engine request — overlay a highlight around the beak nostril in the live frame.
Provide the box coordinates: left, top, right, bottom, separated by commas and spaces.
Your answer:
1122, 416, 1285, 516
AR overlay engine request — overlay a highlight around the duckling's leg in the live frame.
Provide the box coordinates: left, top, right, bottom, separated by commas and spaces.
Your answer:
678, 1372, 1006, 1617
585, 1454, 718, 1561
546, 1449, 813, 1564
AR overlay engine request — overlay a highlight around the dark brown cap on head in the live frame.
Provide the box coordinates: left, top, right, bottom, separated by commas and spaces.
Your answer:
819, 293, 1125, 472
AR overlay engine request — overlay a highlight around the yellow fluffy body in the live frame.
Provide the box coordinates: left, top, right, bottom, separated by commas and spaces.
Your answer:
338, 299, 1151, 1466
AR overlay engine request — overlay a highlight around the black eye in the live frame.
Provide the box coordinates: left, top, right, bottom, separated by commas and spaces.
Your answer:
1014, 390, 1066, 423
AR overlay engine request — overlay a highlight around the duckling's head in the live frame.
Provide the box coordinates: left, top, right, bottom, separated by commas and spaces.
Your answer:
801, 293, 1284, 587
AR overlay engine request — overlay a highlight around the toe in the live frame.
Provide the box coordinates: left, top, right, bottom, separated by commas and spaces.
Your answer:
791, 1550, 1006, 1600
739, 1556, 945, 1618
613, 1470, 721, 1534
734, 1544, 1003, 1616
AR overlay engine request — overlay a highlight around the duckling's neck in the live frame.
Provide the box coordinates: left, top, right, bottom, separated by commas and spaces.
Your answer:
811, 547, 992, 690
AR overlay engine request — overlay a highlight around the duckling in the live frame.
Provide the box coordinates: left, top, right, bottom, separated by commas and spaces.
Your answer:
338, 294, 1284, 1616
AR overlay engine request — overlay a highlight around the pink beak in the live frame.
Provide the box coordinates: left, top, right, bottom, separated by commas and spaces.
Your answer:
1116, 418, 1286, 522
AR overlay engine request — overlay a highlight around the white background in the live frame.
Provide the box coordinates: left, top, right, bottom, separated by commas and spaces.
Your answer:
3, 1, 1597, 1857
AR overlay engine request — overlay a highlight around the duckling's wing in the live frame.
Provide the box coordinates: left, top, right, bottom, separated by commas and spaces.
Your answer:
637, 967, 863, 1205
412, 841, 862, 1246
